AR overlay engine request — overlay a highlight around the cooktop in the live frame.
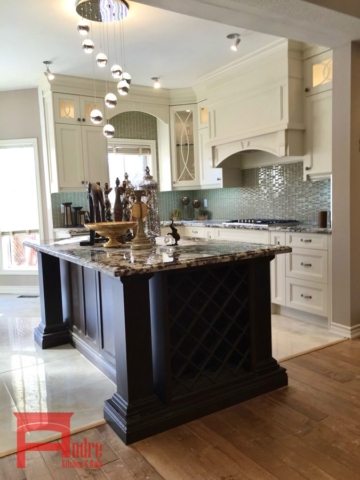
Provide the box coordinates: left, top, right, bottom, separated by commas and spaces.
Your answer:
222, 219, 300, 227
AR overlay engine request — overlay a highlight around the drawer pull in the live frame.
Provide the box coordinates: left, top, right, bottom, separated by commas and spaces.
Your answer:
301, 239, 312, 243
192, 230, 198, 234
301, 263, 312, 267
301, 294, 312, 299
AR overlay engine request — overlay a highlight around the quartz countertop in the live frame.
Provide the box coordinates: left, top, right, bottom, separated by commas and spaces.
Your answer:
160, 220, 332, 234
24, 236, 291, 278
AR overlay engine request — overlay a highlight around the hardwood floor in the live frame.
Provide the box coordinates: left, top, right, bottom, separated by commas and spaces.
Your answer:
3, 339, 360, 480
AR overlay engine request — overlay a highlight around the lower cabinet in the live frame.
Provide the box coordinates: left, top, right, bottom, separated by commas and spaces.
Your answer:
270, 232, 286, 306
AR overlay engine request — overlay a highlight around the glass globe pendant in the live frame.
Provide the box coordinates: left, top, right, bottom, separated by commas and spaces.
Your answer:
96, 53, 108, 67
90, 109, 103, 124
82, 39, 95, 54
103, 124, 115, 139
105, 93, 117, 108
111, 65, 122, 79
117, 80, 129, 96
77, 18, 90, 36
122, 72, 132, 85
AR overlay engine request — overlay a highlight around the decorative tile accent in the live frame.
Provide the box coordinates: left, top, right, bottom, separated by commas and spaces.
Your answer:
159, 163, 331, 225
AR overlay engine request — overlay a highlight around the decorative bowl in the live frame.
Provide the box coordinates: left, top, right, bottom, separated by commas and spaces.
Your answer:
85, 222, 136, 248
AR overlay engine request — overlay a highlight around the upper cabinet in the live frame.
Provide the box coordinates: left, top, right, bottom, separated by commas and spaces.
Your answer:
304, 50, 333, 96
170, 104, 200, 189
54, 93, 105, 126
43, 89, 109, 193
303, 50, 333, 180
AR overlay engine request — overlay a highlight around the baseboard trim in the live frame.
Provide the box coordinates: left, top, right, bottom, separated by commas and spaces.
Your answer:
0, 286, 39, 296
330, 322, 360, 339
272, 304, 328, 328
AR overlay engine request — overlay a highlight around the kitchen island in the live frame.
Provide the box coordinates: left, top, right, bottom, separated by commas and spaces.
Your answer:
25, 236, 291, 444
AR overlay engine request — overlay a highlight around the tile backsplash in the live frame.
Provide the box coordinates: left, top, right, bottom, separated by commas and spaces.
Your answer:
51, 163, 331, 228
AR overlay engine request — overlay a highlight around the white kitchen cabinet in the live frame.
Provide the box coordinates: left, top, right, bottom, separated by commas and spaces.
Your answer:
217, 228, 269, 244
199, 127, 222, 188
286, 248, 328, 284
54, 93, 81, 125
79, 96, 105, 126
198, 100, 209, 130
270, 232, 286, 306
55, 124, 85, 189
170, 104, 200, 189
304, 50, 333, 97
81, 126, 108, 186
54, 93, 105, 127
286, 277, 328, 317
303, 90, 332, 180
55, 124, 108, 190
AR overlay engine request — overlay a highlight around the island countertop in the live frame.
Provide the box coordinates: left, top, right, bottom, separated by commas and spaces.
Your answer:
24, 236, 291, 278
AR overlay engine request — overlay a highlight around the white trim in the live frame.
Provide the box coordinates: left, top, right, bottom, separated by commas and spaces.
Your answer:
272, 304, 328, 328
107, 138, 158, 182
330, 322, 360, 339
0, 286, 39, 296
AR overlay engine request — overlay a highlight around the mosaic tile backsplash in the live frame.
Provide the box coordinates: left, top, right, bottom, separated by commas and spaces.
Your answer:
51, 163, 331, 228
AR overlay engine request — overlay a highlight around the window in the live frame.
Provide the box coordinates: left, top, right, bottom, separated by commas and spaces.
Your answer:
107, 138, 157, 204
0, 139, 42, 274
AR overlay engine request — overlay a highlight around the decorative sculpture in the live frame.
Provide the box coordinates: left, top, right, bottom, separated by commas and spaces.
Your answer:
113, 178, 124, 222
130, 190, 153, 250
168, 219, 180, 246
80, 181, 106, 246
104, 182, 113, 222
139, 166, 161, 241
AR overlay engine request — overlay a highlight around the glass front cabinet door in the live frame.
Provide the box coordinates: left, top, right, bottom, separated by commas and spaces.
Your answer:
53, 93, 81, 125
304, 50, 333, 96
170, 104, 200, 188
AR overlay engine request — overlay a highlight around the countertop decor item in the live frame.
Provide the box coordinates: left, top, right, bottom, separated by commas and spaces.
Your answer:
181, 197, 190, 206
114, 178, 125, 222
193, 200, 201, 209
85, 222, 136, 248
165, 220, 180, 245
104, 182, 113, 222
80, 181, 106, 246
139, 166, 161, 240
73, 206, 83, 227
62, 202, 73, 227
130, 190, 153, 250
198, 208, 208, 221
172, 209, 181, 221
318, 211, 328, 228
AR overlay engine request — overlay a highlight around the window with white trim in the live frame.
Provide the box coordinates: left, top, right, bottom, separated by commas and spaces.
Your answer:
107, 138, 157, 205
0, 140, 41, 274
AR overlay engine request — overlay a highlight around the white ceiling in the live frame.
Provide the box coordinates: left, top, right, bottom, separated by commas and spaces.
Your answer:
0, 1, 280, 92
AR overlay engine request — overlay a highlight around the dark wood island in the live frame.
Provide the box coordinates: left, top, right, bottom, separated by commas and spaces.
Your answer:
25, 236, 291, 445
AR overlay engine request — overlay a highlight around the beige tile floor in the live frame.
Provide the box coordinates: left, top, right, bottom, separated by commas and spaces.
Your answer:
0, 294, 116, 457
0, 295, 344, 457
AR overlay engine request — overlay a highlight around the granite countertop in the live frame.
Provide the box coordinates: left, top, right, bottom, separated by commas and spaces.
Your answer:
160, 220, 332, 235
24, 236, 291, 278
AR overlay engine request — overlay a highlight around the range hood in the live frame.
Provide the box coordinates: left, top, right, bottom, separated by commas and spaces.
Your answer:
203, 39, 305, 169
213, 129, 304, 169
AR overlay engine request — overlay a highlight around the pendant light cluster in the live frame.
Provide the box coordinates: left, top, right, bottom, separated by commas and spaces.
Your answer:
75, 0, 131, 138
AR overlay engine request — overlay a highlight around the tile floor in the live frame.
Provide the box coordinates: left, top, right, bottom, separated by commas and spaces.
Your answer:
0, 294, 116, 457
0, 295, 344, 457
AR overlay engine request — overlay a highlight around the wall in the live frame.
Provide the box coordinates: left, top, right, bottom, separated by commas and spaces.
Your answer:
159, 162, 331, 224
0, 89, 46, 290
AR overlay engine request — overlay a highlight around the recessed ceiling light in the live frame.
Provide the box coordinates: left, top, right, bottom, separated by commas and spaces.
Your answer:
43, 61, 55, 81
151, 77, 161, 89
227, 33, 241, 52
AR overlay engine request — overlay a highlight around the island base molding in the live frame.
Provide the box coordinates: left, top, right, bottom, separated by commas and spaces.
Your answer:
104, 362, 287, 444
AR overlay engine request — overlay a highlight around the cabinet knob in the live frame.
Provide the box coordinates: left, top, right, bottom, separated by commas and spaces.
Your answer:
77, 118, 81, 122
81, 181, 85, 184
217, 178, 221, 181
305, 87, 310, 93
82, 118, 86, 122
305, 167, 311, 171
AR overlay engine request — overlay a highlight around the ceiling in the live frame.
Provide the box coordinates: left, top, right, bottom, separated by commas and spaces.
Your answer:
132, 0, 360, 49
0, 1, 280, 92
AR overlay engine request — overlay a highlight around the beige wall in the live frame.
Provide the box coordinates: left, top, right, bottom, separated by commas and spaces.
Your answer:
0, 89, 46, 289
332, 42, 360, 330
